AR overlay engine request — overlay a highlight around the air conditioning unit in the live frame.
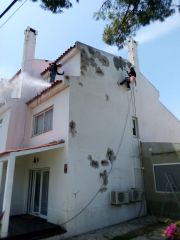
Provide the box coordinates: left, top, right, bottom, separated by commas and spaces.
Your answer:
110, 191, 130, 205
129, 189, 144, 202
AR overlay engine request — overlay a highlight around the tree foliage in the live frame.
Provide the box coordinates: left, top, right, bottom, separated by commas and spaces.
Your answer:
94, 0, 179, 49
31, 0, 79, 13
31, 0, 179, 49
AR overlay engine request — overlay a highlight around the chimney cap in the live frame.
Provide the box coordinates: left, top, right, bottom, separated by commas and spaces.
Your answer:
25, 26, 38, 35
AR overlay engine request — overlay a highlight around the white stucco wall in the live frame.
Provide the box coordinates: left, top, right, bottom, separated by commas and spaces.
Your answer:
61, 50, 81, 77
5, 100, 27, 150
128, 40, 180, 143
25, 87, 70, 147
64, 44, 143, 237
0, 110, 11, 152
134, 73, 180, 142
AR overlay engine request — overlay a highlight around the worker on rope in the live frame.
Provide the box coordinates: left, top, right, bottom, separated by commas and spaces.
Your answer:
49, 62, 64, 83
119, 67, 136, 89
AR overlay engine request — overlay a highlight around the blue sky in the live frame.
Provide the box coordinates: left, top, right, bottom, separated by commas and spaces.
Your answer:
0, 0, 180, 119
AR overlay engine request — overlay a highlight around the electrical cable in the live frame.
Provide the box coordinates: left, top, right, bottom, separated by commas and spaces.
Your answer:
0, 0, 28, 30
61, 88, 133, 226
0, 0, 19, 19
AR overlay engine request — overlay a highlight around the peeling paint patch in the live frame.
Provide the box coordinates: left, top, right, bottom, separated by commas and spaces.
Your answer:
101, 160, 109, 166
100, 170, 108, 186
88, 46, 110, 67
69, 120, 77, 137
81, 48, 89, 75
96, 67, 104, 76
80, 46, 109, 76
105, 94, 110, 101
65, 75, 70, 82
106, 148, 116, 163
88, 155, 99, 168
78, 82, 83, 87
113, 56, 127, 71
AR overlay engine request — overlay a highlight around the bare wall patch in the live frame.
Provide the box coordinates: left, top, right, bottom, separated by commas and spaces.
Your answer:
100, 170, 108, 186
106, 148, 116, 163
113, 56, 127, 71
80, 46, 109, 76
88, 155, 99, 168
69, 120, 77, 137
96, 67, 104, 76
105, 94, 110, 101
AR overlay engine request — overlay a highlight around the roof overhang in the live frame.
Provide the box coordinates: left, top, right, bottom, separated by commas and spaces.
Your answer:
41, 44, 77, 76
0, 140, 65, 162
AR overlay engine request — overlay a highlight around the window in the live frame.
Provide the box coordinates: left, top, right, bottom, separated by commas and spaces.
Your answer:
132, 116, 138, 137
33, 107, 53, 136
0, 119, 2, 128
153, 164, 180, 193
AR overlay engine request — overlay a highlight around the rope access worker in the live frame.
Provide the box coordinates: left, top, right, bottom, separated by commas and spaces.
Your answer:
49, 62, 64, 83
120, 67, 136, 89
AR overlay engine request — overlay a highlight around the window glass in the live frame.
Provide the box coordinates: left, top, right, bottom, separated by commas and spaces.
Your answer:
132, 117, 138, 137
33, 107, 53, 136
44, 109, 53, 132
34, 113, 44, 135
154, 164, 180, 192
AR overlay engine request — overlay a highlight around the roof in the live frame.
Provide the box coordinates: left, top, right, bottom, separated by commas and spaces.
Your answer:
0, 140, 65, 157
41, 44, 76, 75
26, 80, 63, 105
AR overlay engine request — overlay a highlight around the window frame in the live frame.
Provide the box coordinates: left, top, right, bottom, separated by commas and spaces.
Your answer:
153, 163, 180, 194
132, 116, 138, 138
32, 106, 53, 136
0, 119, 2, 128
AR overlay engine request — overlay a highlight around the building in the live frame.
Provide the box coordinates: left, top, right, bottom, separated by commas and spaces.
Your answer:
0, 27, 179, 239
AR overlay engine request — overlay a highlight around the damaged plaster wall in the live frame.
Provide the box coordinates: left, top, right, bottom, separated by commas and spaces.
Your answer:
66, 43, 143, 237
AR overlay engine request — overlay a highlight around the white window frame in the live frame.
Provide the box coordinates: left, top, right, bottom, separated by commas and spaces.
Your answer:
32, 107, 53, 136
132, 116, 138, 137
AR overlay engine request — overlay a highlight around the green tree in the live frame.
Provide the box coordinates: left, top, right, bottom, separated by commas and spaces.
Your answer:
31, 0, 79, 13
31, 0, 179, 49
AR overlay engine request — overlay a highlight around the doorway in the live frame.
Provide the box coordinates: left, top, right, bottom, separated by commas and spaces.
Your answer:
27, 169, 49, 218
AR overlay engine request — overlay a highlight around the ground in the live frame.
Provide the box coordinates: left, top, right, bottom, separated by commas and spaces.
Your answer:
66, 216, 167, 240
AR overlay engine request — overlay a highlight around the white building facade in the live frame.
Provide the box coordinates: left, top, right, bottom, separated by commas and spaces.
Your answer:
0, 27, 179, 238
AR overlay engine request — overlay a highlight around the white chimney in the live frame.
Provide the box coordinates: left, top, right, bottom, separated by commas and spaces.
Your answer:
128, 38, 139, 72
22, 27, 38, 73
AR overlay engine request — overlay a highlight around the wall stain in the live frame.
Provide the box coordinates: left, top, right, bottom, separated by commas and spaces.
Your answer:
113, 56, 131, 71
69, 120, 77, 137
96, 67, 104, 76
88, 155, 99, 168
101, 160, 109, 166
78, 82, 83, 87
105, 94, 110, 101
80, 46, 109, 76
65, 75, 70, 83
100, 170, 108, 186
106, 148, 116, 163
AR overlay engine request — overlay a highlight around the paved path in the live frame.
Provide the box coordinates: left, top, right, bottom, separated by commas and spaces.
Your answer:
67, 216, 162, 240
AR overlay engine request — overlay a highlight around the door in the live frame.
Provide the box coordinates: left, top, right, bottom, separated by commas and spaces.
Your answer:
27, 169, 49, 218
